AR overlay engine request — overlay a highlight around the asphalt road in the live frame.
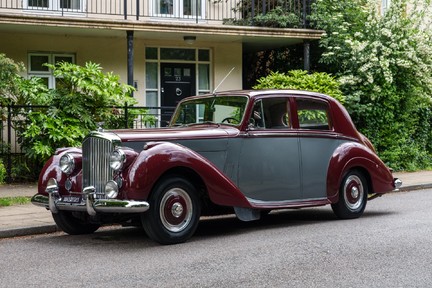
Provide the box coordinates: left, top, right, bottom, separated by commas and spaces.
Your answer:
1, 189, 431, 288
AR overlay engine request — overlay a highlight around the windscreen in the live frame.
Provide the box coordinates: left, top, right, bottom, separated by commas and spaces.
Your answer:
170, 96, 248, 127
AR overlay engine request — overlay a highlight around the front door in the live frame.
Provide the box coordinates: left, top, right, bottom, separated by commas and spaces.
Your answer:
237, 97, 302, 202
161, 63, 196, 126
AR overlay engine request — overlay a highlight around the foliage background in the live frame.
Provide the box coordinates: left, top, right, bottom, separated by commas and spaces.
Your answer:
15, 62, 139, 162
310, 0, 432, 170
1, 57, 155, 181
253, 70, 345, 103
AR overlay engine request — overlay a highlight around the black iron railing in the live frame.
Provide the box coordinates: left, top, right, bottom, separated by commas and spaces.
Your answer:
0, 104, 175, 183
0, 0, 312, 27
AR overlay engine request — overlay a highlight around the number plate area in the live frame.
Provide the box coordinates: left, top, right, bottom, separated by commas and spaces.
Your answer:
62, 196, 82, 203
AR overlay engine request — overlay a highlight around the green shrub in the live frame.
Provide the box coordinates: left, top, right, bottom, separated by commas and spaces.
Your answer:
253, 70, 345, 103
253, 7, 300, 28
0, 159, 6, 184
13, 62, 155, 163
0, 53, 25, 106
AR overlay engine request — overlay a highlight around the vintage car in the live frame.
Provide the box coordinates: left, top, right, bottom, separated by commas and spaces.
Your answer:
32, 90, 401, 244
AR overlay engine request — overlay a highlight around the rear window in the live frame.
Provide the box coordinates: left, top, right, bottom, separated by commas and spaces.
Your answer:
296, 98, 331, 130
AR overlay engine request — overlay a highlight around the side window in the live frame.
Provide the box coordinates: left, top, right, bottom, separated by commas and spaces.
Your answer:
250, 100, 265, 128
296, 98, 331, 130
249, 98, 291, 129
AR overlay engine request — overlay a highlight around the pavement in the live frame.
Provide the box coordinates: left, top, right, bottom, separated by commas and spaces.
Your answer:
0, 171, 431, 239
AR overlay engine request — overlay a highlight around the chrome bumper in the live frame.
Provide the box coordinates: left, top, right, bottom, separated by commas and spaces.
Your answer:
31, 186, 149, 216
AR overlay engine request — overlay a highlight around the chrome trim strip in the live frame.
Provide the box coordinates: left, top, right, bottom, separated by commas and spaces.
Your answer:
246, 197, 330, 208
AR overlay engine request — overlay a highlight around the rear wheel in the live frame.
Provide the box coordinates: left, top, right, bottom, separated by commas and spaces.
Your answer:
52, 211, 100, 235
142, 176, 201, 245
331, 170, 368, 219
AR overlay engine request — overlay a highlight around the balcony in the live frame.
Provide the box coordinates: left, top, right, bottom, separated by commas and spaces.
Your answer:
0, 0, 312, 28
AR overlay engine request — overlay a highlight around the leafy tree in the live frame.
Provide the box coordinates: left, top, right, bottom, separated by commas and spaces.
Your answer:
254, 70, 345, 103
0, 53, 25, 106
311, 0, 432, 170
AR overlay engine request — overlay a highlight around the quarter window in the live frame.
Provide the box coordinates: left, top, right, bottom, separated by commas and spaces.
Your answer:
296, 98, 331, 130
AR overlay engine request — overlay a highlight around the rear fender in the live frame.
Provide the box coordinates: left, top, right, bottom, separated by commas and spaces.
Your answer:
123, 142, 251, 208
327, 142, 394, 203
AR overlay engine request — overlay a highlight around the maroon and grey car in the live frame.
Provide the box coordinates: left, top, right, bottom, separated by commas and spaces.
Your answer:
32, 90, 401, 244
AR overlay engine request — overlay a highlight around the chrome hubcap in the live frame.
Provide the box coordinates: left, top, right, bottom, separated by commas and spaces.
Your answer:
160, 188, 193, 233
351, 186, 359, 199
344, 175, 364, 211
171, 202, 184, 218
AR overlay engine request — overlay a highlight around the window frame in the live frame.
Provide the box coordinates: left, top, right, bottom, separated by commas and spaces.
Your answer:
24, 0, 85, 13
152, 0, 205, 19
28, 52, 75, 89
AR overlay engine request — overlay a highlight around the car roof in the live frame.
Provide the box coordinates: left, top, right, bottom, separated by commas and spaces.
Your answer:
209, 89, 335, 102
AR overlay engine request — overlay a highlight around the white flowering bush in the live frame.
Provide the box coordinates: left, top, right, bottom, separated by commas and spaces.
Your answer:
311, 0, 432, 170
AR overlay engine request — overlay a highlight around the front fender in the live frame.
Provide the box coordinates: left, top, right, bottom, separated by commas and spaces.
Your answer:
37, 148, 82, 196
327, 142, 394, 202
122, 142, 252, 208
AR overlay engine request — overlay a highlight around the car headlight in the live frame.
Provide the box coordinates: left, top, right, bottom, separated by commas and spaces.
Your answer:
110, 148, 126, 172
105, 180, 119, 198
59, 153, 75, 175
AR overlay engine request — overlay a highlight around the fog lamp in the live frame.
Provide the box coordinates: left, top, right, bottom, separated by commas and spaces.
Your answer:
105, 180, 119, 199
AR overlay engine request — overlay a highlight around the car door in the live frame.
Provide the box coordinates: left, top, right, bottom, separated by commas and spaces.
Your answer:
237, 97, 302, 202
294, 97, 345, 200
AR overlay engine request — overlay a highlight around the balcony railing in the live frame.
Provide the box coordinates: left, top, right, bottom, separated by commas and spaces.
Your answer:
0, 0, 312, 27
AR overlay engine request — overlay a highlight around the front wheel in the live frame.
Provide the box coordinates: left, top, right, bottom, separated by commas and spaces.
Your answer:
52, 211, 100, 235
331, 170, 368, 219
141, 176, 201, 245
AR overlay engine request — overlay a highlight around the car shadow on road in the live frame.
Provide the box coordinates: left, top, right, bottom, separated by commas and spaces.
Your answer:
194, 207, 337, 237
27, 206, 396, 248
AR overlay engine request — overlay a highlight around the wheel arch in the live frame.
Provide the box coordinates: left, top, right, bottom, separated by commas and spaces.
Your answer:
342, 166, 373, 195
327, 142, 393, 203
124, 142, 251, 208
151, 166, 207, 204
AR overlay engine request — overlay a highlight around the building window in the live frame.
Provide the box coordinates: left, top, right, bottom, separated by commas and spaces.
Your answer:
153, 0, 204, 18
28, 53, 75, 88
25, 0, 84, 12
145, 47, 211, 105
28, 0, 49, 8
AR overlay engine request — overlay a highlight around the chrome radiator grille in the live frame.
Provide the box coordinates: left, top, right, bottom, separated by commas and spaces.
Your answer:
82, 135, 114, 197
